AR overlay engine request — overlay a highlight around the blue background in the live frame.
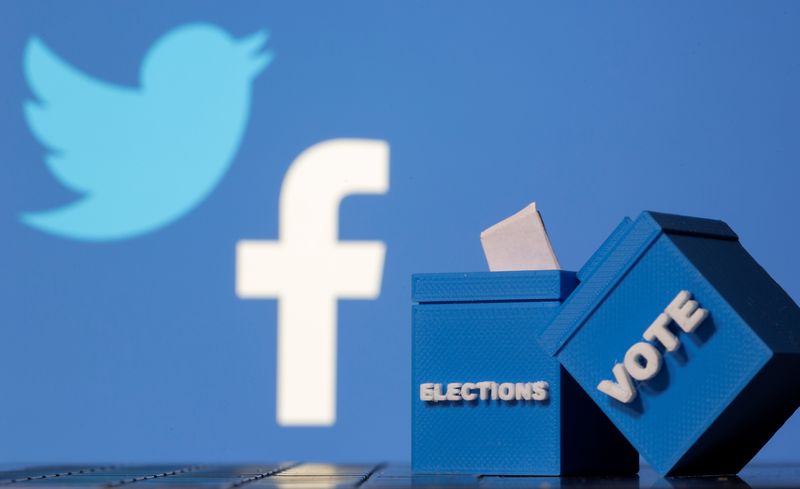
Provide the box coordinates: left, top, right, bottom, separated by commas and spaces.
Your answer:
1, 1, 798, 464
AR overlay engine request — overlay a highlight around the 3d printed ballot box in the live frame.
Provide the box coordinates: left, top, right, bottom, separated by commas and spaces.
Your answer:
540, 212, 800, 476
412, 270, 638, 475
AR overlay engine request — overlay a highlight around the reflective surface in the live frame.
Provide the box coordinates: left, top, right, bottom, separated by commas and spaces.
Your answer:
0, 464, 797, 488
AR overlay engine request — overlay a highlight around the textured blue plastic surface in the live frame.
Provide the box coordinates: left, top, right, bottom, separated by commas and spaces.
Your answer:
412, 271, 637, 475
412, 270, 578, 303
540, 211, 800, 476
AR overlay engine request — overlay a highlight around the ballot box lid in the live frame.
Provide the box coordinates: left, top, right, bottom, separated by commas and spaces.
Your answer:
412, 270, 577, 304
540, 211, 760, 355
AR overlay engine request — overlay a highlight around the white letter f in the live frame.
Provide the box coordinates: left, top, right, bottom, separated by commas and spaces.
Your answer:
236, 139, 389, 426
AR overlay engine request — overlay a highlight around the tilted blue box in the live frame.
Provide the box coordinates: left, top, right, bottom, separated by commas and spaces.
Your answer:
540, 211, 800, 476
412, 270, 638, 475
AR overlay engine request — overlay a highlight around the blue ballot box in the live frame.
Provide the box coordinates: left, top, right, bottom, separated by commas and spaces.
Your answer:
412, 270, 638, 475
540, 212, 800, 476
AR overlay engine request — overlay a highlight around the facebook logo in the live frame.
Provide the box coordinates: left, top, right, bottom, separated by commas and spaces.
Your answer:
236, 139, 389, 426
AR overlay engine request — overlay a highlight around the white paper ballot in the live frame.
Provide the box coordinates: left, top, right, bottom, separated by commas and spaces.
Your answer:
480, 202, 560, 271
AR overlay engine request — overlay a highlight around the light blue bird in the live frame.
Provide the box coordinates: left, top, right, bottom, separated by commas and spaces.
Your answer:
22, 23, 272, 241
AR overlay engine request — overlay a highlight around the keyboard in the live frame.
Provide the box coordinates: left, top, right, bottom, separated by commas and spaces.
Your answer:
0, 463, 796, 488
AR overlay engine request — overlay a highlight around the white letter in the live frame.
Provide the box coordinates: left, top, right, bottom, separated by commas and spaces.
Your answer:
420, 383, 434, 401
598, 363, 637, 403
461, 382, 477, 401
515, 382, 532, 401
624, 342, 663, 381
446, 383, 462, 401
236, 139, 389, 426
498, 383, 514, 401
643, 313, 680, 352
532, 381, 549, 401
433, 383, 447, 402
491, 382, 499, 400
666, 290, 708, 333
477, 381, 492, 400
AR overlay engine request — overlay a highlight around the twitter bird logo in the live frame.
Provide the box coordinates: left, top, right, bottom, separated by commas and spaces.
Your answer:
22, 23, 272, 241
